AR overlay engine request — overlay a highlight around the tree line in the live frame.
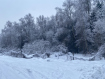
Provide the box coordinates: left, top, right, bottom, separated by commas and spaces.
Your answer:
0, 0, 105, 55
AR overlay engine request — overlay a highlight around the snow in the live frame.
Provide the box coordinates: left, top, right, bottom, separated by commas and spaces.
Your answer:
0, 55, 105, 79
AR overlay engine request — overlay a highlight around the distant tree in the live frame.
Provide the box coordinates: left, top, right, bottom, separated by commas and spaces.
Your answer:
74, 0, 93, 54
55, 0, 78, 53
92, 1, 105, 51
36, 15, 47, 40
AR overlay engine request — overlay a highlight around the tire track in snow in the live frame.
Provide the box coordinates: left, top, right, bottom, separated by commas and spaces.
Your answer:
0, 60, 48, 79
0, 61, 31, 79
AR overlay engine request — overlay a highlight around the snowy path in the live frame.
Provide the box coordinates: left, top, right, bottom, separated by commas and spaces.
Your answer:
0, 55, 105, 79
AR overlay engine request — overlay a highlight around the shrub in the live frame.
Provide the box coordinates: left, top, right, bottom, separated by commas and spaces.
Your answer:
22, 40, 51, 55
51, 44, 68, 54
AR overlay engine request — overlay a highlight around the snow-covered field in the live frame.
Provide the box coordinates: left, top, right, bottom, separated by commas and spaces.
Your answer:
0, 55, 105, 79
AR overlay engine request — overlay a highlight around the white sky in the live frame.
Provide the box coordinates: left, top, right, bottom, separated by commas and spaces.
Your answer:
0, 0, 64, 33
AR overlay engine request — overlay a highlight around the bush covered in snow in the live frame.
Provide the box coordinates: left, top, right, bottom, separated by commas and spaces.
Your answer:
10, 50, 25, 58
22, 40, 51, 55
22, 40, 68, 56
51, 44, 67, 53
0, 48, 25, 58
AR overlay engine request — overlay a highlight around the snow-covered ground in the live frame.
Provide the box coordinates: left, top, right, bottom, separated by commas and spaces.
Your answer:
0, 55, 105, 79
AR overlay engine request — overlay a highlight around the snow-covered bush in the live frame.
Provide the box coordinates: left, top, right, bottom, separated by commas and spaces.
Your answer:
51, 44, 68, 54
10, 50, 25, 58
22, 40, 51, 55
58, 44, 68, 54
0, 48, 25, 58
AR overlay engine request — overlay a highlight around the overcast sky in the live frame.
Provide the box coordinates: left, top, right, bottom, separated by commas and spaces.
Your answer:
0, 0, 64, 33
